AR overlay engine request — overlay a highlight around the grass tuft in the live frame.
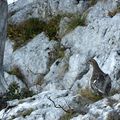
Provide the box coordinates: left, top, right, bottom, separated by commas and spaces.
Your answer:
65, 13, 86, 33
60, 109, 75, 120
79, 87, 103, 102
8, 18, 45, 50
44, 15, 62, 40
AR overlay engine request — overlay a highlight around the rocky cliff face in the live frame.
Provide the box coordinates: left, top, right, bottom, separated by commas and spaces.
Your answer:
0, 0, 120, 119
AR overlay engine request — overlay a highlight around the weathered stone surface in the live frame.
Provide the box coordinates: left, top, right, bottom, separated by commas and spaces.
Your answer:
71, 94, 120, 120
61, 0, 120, 93
1, 0, 120, 119
0, 90, 75, 120
0, 0, 8, 93
10, 33, 57, 88
4, 39, 13, 71
8, 0, 88, 24
43, 49, 70, 91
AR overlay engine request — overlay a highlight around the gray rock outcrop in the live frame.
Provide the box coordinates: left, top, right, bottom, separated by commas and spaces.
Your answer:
0, 0, 120, 120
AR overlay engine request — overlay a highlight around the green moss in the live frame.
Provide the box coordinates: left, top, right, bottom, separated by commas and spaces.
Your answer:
8, 18, 45, 50
21, 108, 33, 118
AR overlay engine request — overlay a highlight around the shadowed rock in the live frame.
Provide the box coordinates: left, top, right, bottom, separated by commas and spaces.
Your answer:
0, 93, 7, 111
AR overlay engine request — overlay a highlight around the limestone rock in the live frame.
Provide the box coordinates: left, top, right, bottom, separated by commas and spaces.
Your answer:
11, 33, 57, 88
71, 94, 120, 120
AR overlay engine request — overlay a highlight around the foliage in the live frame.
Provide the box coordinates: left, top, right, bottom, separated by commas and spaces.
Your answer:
44, 15, 62, 40
8, 13, 87, 50
6, 81, 34, 100
6, 81, 21, 100
8, 18, 45, 50
8, 16, 62, 50
66, 13, 86, 33
108, 6, 120, 17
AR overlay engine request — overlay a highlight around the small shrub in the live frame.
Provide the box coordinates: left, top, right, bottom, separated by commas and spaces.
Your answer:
6, 82, 34, 100
108, 6, 120, 17
6, 81, 21, 100
8, 14, 86, 50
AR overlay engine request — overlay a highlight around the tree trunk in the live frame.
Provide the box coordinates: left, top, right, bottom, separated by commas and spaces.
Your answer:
0, 0, 8, 93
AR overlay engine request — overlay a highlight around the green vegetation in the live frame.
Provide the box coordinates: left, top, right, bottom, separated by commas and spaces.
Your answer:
108, 6, 120, 17
8, 18, 45, 50
8, 13, 87, 50
60, 109, 75, 120
6, 81, 20, 100
60, 113, 73, 120
79, 87, 103, 102
65, 13, 86, 33
8, 16, 61, 50
6, 81, 34, 100
44, 15, 61, 40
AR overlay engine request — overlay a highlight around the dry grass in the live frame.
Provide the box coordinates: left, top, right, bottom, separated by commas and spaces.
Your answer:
65, 13, 87, 34
8, 18, 45, 50
59, 109, 75, 120
79, 87, 103, 102
8, 16, 62, 50
8, 66, 25, 80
